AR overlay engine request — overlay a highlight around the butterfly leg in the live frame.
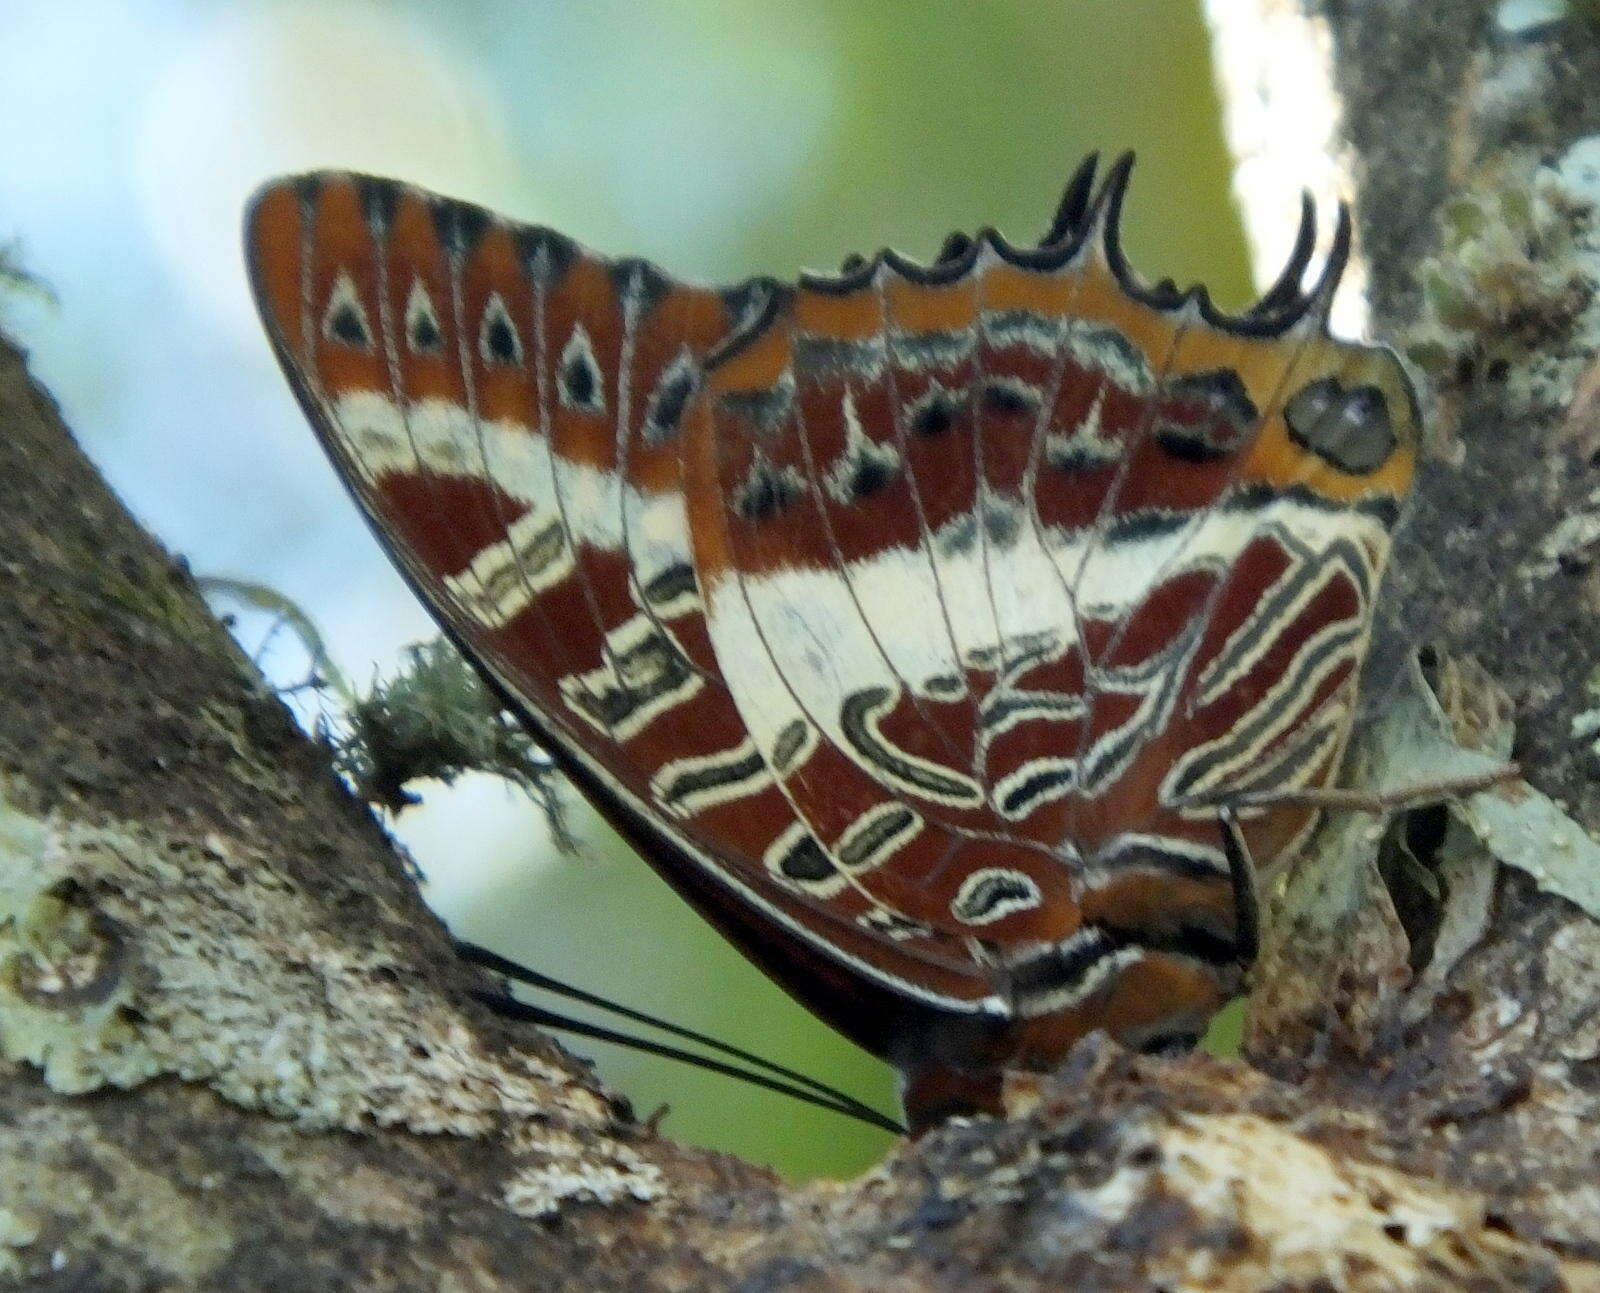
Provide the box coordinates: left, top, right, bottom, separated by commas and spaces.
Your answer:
1219, 762, 1519, 815
1204, 760, 1518, 965
1216, 805, 1260, 966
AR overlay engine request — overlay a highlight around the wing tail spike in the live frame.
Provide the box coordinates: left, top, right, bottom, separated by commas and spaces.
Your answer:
935, 230, 974, 266
1306, 201, 1354, 327
1039, 152, 1101, 248
1090, 151, 1137, 281
1248, 190, 1318, 321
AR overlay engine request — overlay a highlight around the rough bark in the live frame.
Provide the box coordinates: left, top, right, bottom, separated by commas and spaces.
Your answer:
5, 3, 1600, 1289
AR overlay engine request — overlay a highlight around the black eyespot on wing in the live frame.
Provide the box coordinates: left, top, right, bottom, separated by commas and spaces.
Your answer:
322, 274, 374, 352
849, 453, 894, 498
1154, 369, 1259, 463
981, 379, 1042, 419
328, 302, 370, 349
734, 459, 804, 521
484, 315, 517, 363
558, 328, 606, 414
406, 282, 443, 354
479, 294, 522, 367
1284, 377, 1396, 474
827, 438, 900, 504
643, 356, 698, 445
778, 835, 835, 883
909, 387, 962, 438
565, 354, 595, 405
652, 374, 691, 433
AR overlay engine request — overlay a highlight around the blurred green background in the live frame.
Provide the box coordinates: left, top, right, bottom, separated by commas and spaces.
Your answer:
1, 0, 1253, 1178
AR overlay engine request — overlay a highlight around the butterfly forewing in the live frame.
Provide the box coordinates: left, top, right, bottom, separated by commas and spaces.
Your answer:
247, 175, 1011, 1053
247, 159, 1419, 1125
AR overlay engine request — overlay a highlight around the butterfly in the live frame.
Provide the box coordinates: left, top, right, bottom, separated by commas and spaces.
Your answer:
245, 155, 1418, 1131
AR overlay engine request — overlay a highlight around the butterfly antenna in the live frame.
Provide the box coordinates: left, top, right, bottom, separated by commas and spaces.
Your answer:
455, 938, 906, 1134
470, 988, 906, 1133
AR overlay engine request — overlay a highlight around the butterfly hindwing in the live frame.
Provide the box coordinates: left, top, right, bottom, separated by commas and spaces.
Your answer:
685, 161, 1416, 1052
